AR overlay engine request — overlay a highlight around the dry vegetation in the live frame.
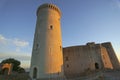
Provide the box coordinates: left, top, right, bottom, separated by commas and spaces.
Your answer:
0, 73, 30, 80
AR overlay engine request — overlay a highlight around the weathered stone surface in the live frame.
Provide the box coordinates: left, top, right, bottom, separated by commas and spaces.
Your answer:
30, 3, 64, 80
63, 42, 119, 78
102, 42, 120, 69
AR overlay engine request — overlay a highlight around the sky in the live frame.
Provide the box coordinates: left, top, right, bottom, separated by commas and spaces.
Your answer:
0, 0, 120, 68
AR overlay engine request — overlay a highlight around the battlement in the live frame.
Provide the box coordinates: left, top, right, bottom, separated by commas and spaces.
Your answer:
37, 3, 61, 16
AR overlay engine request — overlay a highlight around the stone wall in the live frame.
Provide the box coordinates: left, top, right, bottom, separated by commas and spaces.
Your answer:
102, 42, 120, 69
63, 42, 115, 78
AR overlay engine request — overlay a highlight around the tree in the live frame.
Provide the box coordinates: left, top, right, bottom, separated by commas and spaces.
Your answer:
1, 58, 25, 73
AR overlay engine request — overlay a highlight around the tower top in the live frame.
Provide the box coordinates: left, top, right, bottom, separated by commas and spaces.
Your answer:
37, 3, 61, 16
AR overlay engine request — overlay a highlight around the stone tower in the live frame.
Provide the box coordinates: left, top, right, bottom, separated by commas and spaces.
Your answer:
30, 3, 64, 80
102, 42, 120, 69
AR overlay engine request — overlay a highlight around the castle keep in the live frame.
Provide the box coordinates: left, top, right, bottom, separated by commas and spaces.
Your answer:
63, 42, 120, 78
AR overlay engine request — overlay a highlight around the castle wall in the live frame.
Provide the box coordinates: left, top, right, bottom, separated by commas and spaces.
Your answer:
63, 46, 91, 78
100, 45, 113, 69
63, 42, 114, 78
86, 43, 103, 70
102, 42, 120, 69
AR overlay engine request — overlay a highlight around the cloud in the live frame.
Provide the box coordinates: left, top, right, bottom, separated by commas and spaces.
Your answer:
0, 34, 29, 52
0, 34, 7, 44
0, 52, 31, 61
13, 38, 29, 47
0, 34, 30, 68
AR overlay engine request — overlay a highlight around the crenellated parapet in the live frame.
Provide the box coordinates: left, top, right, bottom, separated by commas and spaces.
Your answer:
37, 3, 61, 16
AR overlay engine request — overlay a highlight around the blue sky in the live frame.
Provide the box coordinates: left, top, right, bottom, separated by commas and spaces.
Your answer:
0, 0, 120, 68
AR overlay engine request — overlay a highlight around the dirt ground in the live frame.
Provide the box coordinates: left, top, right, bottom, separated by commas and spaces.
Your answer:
0, 70, 120, 80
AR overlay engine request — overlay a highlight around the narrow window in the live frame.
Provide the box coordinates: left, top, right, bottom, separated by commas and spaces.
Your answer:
36, 44, 39, 50
60, 46, 62, 51
66, 64, 69, 68
50, 25, 53, 30
65, 56, 69, 61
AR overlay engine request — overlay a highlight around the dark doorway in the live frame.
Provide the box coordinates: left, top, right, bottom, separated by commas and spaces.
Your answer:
95, 63, 99, 69
2, 68, 9, 75
33, 67, 37, 79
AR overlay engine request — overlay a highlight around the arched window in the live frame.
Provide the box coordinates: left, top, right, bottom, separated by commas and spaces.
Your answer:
33, 67, 37, 79
95, 63, 99, 69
